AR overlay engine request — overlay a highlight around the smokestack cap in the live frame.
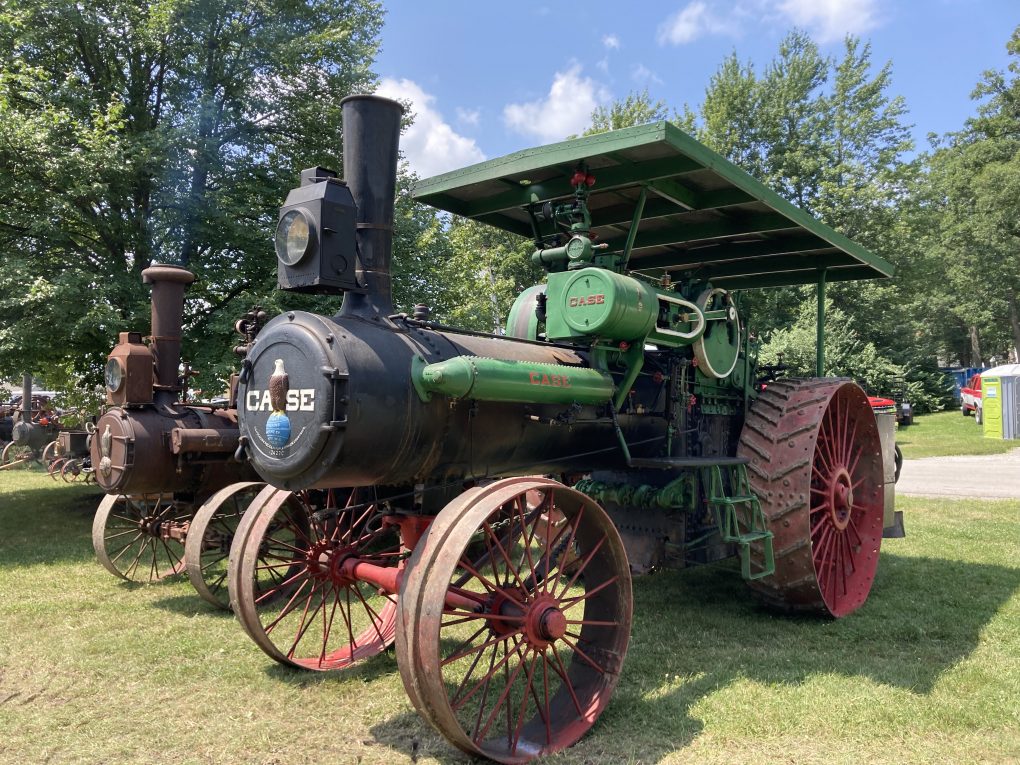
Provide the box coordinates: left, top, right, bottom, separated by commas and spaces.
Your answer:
142, 264, 196, 286
339, 94, 406, 114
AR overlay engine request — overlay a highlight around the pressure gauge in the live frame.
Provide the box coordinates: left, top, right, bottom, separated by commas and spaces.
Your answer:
105, 357, 125, 392
275, 208, 315, 266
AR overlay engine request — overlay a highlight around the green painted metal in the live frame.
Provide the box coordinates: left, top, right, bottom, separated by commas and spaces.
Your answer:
414, 355, 614, 405
702, 463, 775, 581
816, 269, 827, 377
546, 268, 658, 342
504, 284, 544, 341
413, 121, 893, 287
574, 474, 694, 510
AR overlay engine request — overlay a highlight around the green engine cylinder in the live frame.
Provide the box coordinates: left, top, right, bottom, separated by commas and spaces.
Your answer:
546, 267, 658, 341
414, 355, 615, 405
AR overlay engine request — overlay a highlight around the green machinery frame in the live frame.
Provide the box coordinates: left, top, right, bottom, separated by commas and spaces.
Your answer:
412, 120, 894, 579
413, 120, 894, 377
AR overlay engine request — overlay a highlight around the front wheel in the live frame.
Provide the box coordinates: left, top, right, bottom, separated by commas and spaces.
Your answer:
92, 494, 191, 582
975, 406, 983, 425
184, 482, 266, 609
397, 477, 632, 763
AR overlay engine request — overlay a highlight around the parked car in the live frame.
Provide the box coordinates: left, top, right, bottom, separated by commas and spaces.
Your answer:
961, 373, 982, 423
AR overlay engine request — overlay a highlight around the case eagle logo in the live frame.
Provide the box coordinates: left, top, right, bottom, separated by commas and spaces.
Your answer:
265, 359, 292, 448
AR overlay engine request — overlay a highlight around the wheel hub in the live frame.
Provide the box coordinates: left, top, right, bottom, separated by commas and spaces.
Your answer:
522, 595, 566, 647
828, 467, 854, 530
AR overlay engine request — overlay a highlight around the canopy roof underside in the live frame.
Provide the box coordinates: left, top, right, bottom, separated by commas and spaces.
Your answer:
412, 121, 893, 289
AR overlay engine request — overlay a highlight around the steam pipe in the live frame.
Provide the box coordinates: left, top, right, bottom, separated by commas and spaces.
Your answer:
142, 264, 196, 403
338, 94, 404, 319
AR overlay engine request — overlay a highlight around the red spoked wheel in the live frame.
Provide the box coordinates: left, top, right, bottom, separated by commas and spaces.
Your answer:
738, 379, 884, 617
397, 477, 632, 763
231, 486, 404, 672
91, 494, 191, 582
184, 481, 266, 609
61, 459, 82, 482
48, 457, 67, 480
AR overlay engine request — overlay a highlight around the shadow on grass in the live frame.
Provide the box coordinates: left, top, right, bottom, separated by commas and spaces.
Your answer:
259, 646, 401, 687
367, 552, 1020, 762
148, 590, 235, 617
0, 478, 101, 566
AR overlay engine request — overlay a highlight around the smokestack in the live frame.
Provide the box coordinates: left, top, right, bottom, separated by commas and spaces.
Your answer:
142, 264, 196, 401
338, 94, 404, 318
20, 373, 31, 422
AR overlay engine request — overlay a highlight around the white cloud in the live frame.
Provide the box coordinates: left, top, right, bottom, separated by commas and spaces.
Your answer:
776, 0, 879, 43
657, 1, 730, 45
602, 34, 621, 50
455, 107, 481, 127
502, 64, 610, 143
632, 63, 664, 86
657, 1, 883, 46
375, 78, 485, 177
596, 57, 610, 74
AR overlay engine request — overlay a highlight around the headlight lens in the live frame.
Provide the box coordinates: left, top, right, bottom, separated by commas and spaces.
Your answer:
275, 209, 314, 266
105, 358, 124, 392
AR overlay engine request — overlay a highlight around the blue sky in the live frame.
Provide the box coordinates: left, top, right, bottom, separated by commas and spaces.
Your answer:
374, 0, 1018, 178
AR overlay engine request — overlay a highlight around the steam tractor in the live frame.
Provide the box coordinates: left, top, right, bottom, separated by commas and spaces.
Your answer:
0, 375, 61, 469
228, 95, 899, 761
89, 265, 265, 608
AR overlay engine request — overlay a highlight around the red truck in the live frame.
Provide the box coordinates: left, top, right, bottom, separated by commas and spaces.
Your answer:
961, 373, 982, 423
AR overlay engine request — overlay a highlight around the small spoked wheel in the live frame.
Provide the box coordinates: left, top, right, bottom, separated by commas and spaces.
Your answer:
397, 477, 632, 763
48, 457, 67, 480
231, 486, 404, 672
184, 482, 266, 609
1, 441, 34, 466
41, 440, 59, 463
61, 459, 82, 482
92, 494, 192, 582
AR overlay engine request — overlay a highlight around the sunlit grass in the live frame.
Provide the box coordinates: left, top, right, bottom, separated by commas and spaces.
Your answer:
0, 470, 1017, 764
897, 410, 1018, 459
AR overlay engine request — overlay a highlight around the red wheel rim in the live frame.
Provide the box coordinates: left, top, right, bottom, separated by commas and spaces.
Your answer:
809, 386, 884, 616
397, 478, 631, 763
739, 379, 884, 617
234, 487, 403, 671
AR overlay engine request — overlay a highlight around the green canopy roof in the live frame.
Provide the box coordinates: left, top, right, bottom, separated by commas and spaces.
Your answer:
412, 121, 894, 289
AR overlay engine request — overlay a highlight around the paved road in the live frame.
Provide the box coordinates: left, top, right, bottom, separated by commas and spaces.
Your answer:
897, 448, 1020, 499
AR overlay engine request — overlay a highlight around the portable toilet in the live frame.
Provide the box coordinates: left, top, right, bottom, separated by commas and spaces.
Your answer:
980, 364, 1020, 439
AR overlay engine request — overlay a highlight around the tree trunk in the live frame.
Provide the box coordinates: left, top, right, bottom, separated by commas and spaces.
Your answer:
969, 325, 983, 367
1008, 289, 1020, 363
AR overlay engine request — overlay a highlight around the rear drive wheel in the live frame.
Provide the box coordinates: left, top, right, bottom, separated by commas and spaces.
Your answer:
738, 379, 884, 617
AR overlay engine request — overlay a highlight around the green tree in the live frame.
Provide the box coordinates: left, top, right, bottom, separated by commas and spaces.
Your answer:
438, 218, 540, 333
584, 89, 673, 135
921, 25, 1020, 363
0, 0, 381, 395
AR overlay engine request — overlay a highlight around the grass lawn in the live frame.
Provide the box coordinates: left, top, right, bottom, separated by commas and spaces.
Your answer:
1, 470, 1018, 764
897, 410, 1019, 459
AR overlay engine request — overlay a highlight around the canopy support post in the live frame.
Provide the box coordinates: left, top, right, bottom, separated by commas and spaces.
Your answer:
816, 269, 827, 377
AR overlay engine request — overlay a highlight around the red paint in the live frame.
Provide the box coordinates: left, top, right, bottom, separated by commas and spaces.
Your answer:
568, 294, 605, 307
529, 371, 571, 387
961, 373, 982, 414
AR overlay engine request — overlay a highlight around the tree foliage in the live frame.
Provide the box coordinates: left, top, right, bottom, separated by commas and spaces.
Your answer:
0, 0, 382, 394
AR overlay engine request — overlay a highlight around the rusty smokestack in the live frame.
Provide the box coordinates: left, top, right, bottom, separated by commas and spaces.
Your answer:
338, 94, 404, 318
142, 264, 196, 401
